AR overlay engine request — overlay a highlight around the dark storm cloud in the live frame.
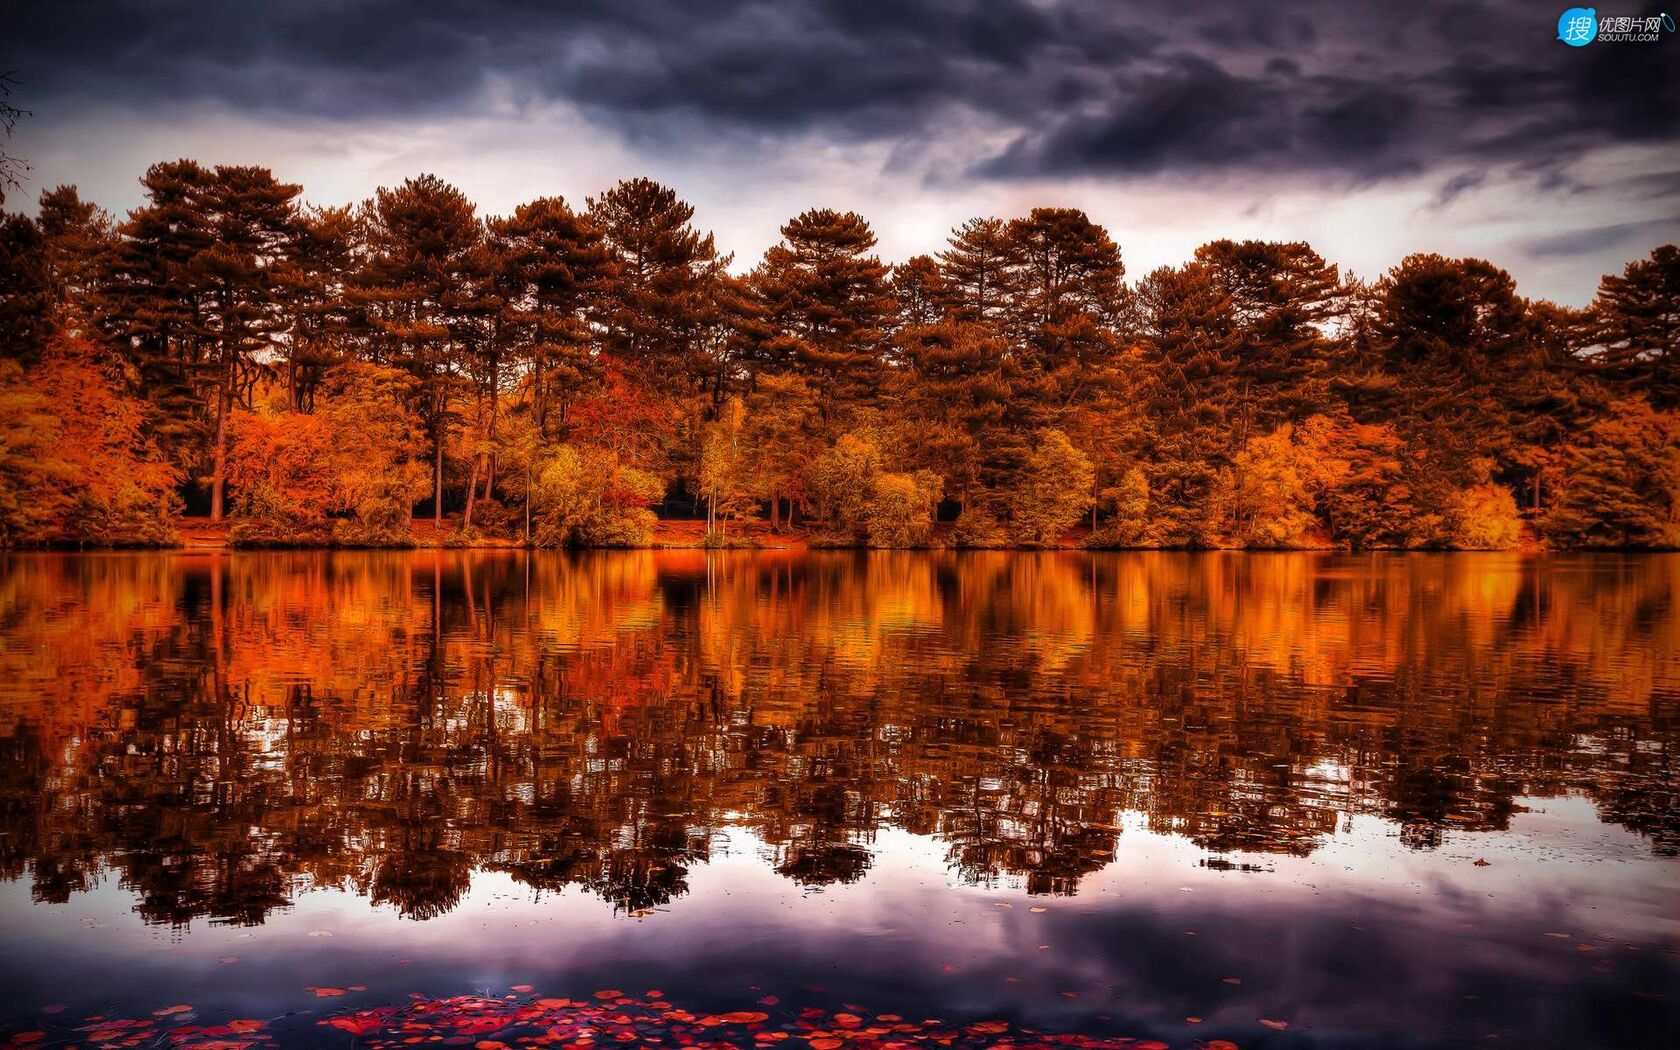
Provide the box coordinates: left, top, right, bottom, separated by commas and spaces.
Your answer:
7, 0, 1677, 187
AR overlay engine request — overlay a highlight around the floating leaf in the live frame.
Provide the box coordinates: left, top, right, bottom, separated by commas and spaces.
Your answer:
1261, 1017, 1290, 1029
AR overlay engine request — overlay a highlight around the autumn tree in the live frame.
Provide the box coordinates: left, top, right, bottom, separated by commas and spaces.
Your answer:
1544, 398, 1680, 548
0, 335, 177, 546
1004, 430, 1094, 546
529, 445, 663, 548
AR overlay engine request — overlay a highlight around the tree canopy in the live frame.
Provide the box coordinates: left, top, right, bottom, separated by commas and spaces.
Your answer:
1, 162, 1674, 549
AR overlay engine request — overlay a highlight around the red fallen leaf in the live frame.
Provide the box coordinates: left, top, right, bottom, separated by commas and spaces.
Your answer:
809, 1040, 843, 1050
476, 1043, 510, 1050
1221, 977, 1243, 985
536, 999, 573, 1010
1058, 992, 1078, 999
227, 1020, 266, 1033
645, 990, 663, 998
832, 1014, 861, 1028
348, 986, 368, 992
154, 1005, 195, 1017
9, 1033, 45, 1044
758, 997, 779, 1007
1260, 1018, 1289, 1030
718, 1013, 770, 1025
512, 986, 535, 994
1138, 1043, 1170, 1050
595, 991, 625, 1001
311, 987, 348, 998
1473, 859, 1490, 867
1206, 1043, 1240, 1050
967, 1022, 1008, 1035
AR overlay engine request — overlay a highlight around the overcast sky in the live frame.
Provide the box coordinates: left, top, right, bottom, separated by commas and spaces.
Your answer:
7, 0, 1678, 305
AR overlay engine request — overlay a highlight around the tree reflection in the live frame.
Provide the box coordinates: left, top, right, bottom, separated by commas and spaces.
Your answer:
0, 549, 1674, 927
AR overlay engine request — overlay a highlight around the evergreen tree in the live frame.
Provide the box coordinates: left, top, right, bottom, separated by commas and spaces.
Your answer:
276, 204, 358, 411
191, 165, 301, 521
489, 196, 614, 438
1587, 244, 1679, 409
358, 173, 484, 524
102, 160, 220, 489
588, 177, 720, 391
937, 217, 1014, 327
0, 210, 47, 363
755, 208, 895, 414
35, 185, 116, 336
1193, 239, 1341, 426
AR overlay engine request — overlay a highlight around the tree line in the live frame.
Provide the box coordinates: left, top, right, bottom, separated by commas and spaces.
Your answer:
1, 161, 1676, 549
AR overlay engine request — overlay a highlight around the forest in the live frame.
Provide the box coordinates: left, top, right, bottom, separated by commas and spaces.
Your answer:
0, 162, 1676, 550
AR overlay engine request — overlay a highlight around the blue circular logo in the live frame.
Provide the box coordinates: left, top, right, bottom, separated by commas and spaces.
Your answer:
1558, 7, 1598, 45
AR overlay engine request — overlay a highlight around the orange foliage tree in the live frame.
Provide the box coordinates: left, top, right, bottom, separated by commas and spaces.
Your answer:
0, 335, 177, 546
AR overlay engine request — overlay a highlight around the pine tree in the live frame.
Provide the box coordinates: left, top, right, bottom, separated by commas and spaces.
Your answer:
358, 174, 484, 524
1588, 244, 1679, 409
888, 319, 1015, 513
1193, 239, 1341, 426
489, 196, 615, 439
1135, 260, 1242, 543
755, 208, 895, 414
937, 217, 1014, 327
587, 177, 720, 392
0, 210, 48, 363
102, 160, 220, 489
191, 165, 301, 521
276, 204, 358, 412
1003, 207, 1125, 384
35, 185, 116, 337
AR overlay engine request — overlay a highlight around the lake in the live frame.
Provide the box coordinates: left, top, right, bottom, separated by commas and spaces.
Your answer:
1, 550, 1676, 1049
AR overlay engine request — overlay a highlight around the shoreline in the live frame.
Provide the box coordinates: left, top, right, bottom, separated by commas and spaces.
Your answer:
4, 518, 1660, 553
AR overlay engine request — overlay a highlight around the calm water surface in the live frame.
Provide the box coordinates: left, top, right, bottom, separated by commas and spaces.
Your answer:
1, 551, 1676, 1048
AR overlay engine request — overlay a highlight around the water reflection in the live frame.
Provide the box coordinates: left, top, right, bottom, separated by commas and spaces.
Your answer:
0, 550, 1675, 927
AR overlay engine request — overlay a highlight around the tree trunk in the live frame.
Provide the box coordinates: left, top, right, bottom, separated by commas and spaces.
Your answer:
464, 454, 481, 529
434, 423, 445, 526
209, 358, 234, 523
